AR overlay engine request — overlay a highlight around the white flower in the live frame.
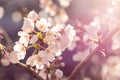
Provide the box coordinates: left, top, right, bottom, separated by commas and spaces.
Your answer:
18, 31, 30, 46
35, 18, 51, 32
68, 40, 77, 51
21, 18, 34, 33
26, 54, 44, 69
55, 69, 63, 78
55, 34, 70, 51
13, 42, 26, 60
51, 25, 63, 33
1, 50, 18, 66
38, 50, 55, 64
64, 24, 76, 42
45, 31, 56, 43
27, 10, 39, 21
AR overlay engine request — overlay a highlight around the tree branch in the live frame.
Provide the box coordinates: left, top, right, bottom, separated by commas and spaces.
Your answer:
68, 24, 120, 80
16, 62, 43, 80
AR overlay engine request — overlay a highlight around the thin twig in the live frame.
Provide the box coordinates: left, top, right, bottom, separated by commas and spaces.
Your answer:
68, 25, 120, 80
0, 26, 43, 80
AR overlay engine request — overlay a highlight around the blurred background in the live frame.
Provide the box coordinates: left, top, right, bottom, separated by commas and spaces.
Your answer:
0, 0, 120, 80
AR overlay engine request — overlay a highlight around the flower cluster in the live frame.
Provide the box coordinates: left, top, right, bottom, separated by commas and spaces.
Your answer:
0, 10, 76, 79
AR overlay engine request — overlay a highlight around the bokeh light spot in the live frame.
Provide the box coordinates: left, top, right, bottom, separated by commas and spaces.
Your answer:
0, 6, 4, 19
12, 11, 22, 23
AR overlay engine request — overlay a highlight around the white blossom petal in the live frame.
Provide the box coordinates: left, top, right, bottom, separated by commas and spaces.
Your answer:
21, 18, 34, 33
55, 69, 63, 78
27, 10, 39, 21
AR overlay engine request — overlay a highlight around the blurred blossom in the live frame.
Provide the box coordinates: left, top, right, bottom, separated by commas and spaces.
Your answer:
83, 77, 91, 80
107, 7, 114, 14
58, 0, 71, 8
55, 69, 63, 78
84, 16, 101, 38
112, 32, 120, 50
68, 40, 77, 51
67, 36, 80, 51
0, 6, 4, 19
91, 55, 99, 64
101, 56, 120, 80
38, 10, 48, 18
58, 9, 69, 23
12, 11, 22, 23
112, 0, 120, 6
73, 50, 90, 62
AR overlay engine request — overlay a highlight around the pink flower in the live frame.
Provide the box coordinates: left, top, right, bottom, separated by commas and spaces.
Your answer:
27, 10, 39, 21
21, 18, 34, 33
18, 31, 30, 46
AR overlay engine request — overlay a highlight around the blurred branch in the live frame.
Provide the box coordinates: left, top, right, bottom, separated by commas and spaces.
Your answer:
68, 24, 120, 80
0, 26, 13, 50
0, 26, 43, 80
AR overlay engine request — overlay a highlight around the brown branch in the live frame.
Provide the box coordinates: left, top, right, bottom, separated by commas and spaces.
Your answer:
0, 26, 43, 80
16, 62, 43, 80
68, 24, 120, 80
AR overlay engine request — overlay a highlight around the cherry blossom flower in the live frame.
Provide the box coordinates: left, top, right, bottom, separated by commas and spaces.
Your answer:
36, 18, 51, 32
27, 10, 39, 21
55, 34, 70, 51
26, 54, 44, 69
44, 31, 56, 43
55, 69, 63, 78
18, 31, 30, 46
13, 42, 26, 60
1, 50, 18, 66
21, 18, 34, 33
64, 24, 76, 42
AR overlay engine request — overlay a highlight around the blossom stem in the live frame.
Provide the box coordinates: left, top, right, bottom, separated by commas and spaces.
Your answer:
68, 24, 120, 80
